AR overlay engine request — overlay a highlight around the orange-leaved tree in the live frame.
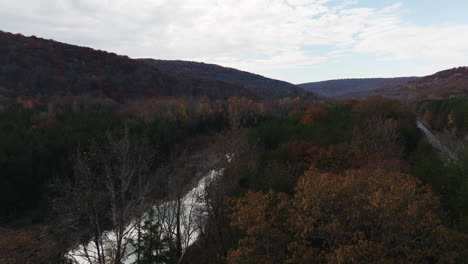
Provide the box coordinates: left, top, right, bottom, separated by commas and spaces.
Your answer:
300, 105, 328, 125
289, 169, 466, 263
226, 190, 291, 264
283, 141, 336, 170
226, 169, 468, 264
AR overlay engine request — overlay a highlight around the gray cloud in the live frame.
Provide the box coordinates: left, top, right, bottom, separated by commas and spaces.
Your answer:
1, 0, 467, 82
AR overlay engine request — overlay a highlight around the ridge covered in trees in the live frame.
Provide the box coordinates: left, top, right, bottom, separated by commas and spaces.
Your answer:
141, 59, 310, 99
0, 31, 310, 105
299, 77, 419, 98
353, 67, 468, 100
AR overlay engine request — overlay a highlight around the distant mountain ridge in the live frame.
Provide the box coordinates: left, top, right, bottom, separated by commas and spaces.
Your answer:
140, 59, 309, 99
0, 31, 310, 106
298, 77, 419, 97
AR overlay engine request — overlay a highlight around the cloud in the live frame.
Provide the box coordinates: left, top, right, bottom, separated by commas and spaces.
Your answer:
353, 23, 468, 62
1, 0, 467, 82
208, 50, 327, 74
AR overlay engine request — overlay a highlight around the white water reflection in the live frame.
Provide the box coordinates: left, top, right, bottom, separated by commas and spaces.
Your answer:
68, 169, 222, 264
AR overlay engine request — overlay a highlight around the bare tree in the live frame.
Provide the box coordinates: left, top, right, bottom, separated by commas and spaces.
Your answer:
185, 129, 261, 263
53, 132, 156, 264
149, 149, 209, 264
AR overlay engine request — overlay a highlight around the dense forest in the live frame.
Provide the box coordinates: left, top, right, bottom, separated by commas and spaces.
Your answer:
1, 31, 468, 264
1, 95, 468, 263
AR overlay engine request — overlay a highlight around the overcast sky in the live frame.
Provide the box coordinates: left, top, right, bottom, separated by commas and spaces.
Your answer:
1, 0, 468, 83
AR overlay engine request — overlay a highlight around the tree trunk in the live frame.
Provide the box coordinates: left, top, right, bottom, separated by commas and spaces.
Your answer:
176, 192, 182, 263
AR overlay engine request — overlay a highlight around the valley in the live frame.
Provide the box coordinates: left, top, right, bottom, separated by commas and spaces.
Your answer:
0, 31, 467, 264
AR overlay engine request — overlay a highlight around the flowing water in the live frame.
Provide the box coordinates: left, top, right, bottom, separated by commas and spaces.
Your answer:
68, 168, 222, 264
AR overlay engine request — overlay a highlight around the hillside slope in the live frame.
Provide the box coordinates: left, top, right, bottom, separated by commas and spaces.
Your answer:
299, 77, 419, 97
0, 31, 267, 105
374, 67, 468, 101
141, 59, 310, 99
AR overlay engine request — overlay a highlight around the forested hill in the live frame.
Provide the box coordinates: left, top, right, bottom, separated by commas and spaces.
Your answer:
141, 59, 311, 99
299, 77, 419, 97
0, 31, 271, 105
370, 67, 468, 100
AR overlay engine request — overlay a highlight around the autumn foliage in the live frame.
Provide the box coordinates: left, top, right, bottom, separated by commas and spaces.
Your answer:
226, 97, 466, 263
300, 104, 328, 125
226, 190, 290, 264
0, 30, 259, 107
227, 169, 468, 264
283, 141, 335, 169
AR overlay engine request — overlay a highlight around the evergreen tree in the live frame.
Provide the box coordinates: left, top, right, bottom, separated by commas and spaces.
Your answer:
132, 208, 170, 264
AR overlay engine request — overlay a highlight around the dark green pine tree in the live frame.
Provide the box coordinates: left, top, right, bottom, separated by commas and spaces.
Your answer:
132, 208, 170, 264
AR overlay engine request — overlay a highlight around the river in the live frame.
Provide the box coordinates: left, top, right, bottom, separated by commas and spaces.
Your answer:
68, 168, 222, 264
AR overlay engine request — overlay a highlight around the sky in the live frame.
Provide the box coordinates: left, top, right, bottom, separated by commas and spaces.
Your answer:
1, 0, 468, 84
